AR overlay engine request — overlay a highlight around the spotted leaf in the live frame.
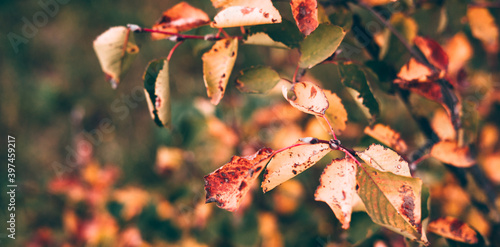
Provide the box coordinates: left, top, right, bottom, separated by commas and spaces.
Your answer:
204, 148, 274, 211
282, 81, 329, 116
202, 38, 238, 105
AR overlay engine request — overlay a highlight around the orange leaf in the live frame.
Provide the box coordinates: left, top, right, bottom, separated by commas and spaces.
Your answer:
364, 124, 408, 153
316, 90, 348, 135
444, 32, 473, 76
467, 7, 499, 53
204, 148, 274, 211
262, 141, 331, 192
430, 141, 475, 167
282, 81, 329, 116
428, 217, 478, 244
151, 2, 210, 40
430, 109, 456, 141
290, 0, 319, 36
315, 157, 357, 229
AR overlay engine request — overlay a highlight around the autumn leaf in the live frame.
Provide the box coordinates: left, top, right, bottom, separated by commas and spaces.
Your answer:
414, 36, 449, 72
430, 141, 475, 167
427, 217, 478, 244
151, 2, 210, 40
204, 148, 274, 211
211, 0, 282, 28
316, 90, 348, 135
359, 0, 397, 6
202, 38, 238, 105
93, 26, 139, 89
356, 163, 427, 244
236, 66, 281, 93
282, 81, 329, 116
299, 23, 345, 68
113, 187, 150, 220
290, 0, 319, 36
467, 7, 499, 53
338, 63, 380, 119
262, 141, 331, 193
444, 32, 473, 77
357, 144, 411, 176
143, 59, 171, 127
315, 157, 357, 229
431, 109, 456, 141
364, 124, 408, 154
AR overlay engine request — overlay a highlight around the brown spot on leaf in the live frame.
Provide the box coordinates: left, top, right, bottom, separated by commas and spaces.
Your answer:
240, 7, 254, 15
292, 170, 297, 175
310, 86, 317, 98
239, 181, 247, 191
263, 12, 269, 18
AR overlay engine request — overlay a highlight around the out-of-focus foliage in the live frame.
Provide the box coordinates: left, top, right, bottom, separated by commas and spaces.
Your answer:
1, 0, 500, 246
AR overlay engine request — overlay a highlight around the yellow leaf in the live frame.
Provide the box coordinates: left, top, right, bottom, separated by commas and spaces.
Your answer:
358, 144, 411, 177
211, 5, 282, 28
282, 81, 329, 116
202, 38, 238, 105
262, 141, 331, 192
93, 26, 139, 88
316, 90, 348, 135
315, 157, 357, 229
364, 124, 408, 153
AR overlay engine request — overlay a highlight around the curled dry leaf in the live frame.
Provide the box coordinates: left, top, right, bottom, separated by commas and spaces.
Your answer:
467, 7, 499, 53
211, 0, 282, 28
357, 144, 411, 177
202, 38, 238, 105
290, 0, 319, 36
151, 2, 210, 40
93, 26, 139, 89
430, 141, 475, 167
364, 124, 408, 154
204, 148, 274, 211
262, 141, 331, 192
316, 90, 348, 135
143, 59, 171, 127
282, 81, 329, 116
356, 163, 427, 244
315, 157, 357, 229
427, 217, 478, 244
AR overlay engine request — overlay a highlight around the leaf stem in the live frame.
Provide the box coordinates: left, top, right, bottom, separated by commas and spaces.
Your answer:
321, 115, 338, 140
167, 41, 184, 62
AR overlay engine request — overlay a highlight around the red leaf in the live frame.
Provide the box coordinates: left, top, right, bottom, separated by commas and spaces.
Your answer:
204, 148, 274, 211
290, 0, 319, 36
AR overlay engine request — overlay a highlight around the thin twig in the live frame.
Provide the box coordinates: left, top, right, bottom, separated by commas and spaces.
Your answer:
167, 41, 184, 62
137, 27, 242, 41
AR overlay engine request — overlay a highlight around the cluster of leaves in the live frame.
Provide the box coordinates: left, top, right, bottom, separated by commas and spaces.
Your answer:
91, 0, 500, 245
